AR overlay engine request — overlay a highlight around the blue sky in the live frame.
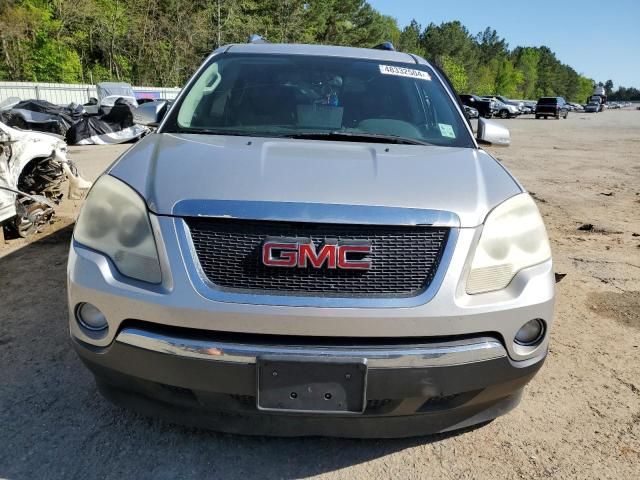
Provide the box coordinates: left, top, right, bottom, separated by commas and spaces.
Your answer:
369, 0, 640, 88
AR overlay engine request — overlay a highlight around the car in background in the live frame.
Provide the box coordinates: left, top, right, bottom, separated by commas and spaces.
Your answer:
483, 97, 519, 119
535, 97, 569, 119
463, 105, 479, 119
84, 82, 139, 115
491, 95, 525, 113
520, 103, 534, 114
459, 94, 495, 118
584, 100, 601, 113
520, 101, 537, 114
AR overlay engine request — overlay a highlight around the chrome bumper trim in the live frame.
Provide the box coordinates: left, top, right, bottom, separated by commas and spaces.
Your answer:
116, 327, 507, 368
170, 199, 461, 227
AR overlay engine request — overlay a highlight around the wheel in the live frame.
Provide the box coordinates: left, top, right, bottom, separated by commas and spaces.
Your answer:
535, 115, 540, 119
564, 111, 569, 119
499, 109, 509, 119
544, 116, 548, 119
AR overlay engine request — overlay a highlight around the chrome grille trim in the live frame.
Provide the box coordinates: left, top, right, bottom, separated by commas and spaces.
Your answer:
171, 200, 460, 227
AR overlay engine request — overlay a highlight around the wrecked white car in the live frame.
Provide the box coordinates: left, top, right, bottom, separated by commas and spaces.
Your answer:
0, 121, 91, 237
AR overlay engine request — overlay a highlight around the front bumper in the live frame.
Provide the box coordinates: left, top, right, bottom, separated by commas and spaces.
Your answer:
68, 217, 555, 361
73, 325, 546, 438
68, 214, 554, 436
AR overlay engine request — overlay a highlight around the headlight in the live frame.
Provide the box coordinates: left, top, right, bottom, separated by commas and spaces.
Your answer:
74, 175, 162, 283
466, 193, 551, 294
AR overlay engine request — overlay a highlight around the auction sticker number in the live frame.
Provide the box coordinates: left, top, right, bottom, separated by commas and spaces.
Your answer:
379, 65, 431, 81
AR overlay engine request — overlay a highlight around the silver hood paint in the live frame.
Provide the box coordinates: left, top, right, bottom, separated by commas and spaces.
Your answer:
108, 133, 522, 228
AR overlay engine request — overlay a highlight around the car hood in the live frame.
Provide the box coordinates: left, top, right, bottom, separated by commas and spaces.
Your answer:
0, 121, 65, 146
109, 133, 522, 227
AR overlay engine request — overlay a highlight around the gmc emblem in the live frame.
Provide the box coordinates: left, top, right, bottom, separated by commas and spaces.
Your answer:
262, 238, 372, 270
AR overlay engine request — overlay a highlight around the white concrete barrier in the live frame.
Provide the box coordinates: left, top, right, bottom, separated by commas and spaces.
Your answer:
0, 81, 181, 105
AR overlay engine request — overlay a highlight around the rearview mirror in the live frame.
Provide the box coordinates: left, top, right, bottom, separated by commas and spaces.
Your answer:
476, 118, 510, 147
133, 100, 169, 127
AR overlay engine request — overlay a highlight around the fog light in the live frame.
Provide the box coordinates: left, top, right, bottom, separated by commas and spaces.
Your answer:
77, 303, 107, 331
514, 319, 545, 346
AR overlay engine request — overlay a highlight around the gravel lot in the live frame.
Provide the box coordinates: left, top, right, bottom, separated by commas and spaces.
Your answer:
1, 110, 639, 479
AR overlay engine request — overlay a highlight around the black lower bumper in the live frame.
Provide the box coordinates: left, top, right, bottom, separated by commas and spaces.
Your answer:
73, 337, 546, 438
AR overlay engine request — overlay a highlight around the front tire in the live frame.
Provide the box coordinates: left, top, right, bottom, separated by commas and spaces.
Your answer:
499, 109, 509, 119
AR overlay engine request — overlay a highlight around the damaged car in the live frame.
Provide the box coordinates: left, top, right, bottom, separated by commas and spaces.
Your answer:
0, 99, 85, 137
0, 121, 91, 237
66, 98, 150, 146
0, 86, 149, 146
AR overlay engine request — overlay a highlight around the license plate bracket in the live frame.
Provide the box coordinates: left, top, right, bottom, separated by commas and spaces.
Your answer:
256, 357, 367, 414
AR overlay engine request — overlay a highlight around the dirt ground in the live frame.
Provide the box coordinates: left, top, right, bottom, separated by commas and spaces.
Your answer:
1, 110, 639, 479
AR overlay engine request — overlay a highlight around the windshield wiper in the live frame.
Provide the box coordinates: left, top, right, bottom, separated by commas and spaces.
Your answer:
173, 127, 254, 136
279, 131, 431, 146
172, 128, 431, 145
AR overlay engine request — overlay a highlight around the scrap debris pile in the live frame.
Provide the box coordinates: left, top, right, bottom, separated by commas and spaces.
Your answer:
0, 82, 151, 145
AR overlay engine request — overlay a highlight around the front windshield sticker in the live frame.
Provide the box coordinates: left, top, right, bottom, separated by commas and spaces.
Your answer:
438, 123, 455, 138
378, 65, 431, 81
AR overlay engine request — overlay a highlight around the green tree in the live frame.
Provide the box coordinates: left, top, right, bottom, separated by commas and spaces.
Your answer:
494, 59, 523, 97
604, 79, 614, 95
472, 64, 496, 95
513, 47, 539, 99
439, 55, 467, 92
476, 27, 507, 64
0, 0, 610, 96
397, 19, 423, 55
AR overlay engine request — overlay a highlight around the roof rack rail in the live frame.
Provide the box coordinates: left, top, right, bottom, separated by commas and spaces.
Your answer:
248, 34, 268, 44
372, 41, 395, 51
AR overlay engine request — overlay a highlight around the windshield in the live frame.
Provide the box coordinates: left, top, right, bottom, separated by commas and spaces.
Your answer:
538, 98, 557, 105
164, 53, 474, 148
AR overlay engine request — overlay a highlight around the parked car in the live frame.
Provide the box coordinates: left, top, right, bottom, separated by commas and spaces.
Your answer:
463, 105, 479, 119
491, 95, 525, 113
520, 101, 537, 114
586, 94, 606, 112
535, 97, 569, 119
520, 103, 534, 114
482, 97, 519, 119
459, 94, 495, 118
585, 100, 601, 113
68, 41, 554, 438
83, 82, 139, 115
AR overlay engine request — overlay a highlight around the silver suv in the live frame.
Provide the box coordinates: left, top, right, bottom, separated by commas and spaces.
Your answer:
68, 42, 554, 438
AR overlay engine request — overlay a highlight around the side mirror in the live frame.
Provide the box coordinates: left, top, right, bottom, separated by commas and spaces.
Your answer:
476, 118, 510, 147
133, 100, 169, 127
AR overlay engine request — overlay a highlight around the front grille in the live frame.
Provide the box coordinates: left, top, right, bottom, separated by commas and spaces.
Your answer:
185, 218, 449, 298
